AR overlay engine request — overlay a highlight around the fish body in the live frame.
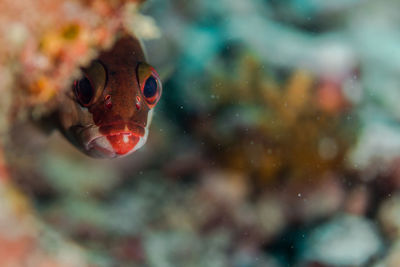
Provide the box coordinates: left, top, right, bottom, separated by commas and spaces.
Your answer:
56, 34, 162, 158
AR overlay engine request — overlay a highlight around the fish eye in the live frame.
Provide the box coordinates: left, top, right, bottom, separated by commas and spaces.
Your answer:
74, 76, 94, 106
137, 62, 162, 108
143, 76, 158, 98
73, 60, 106, 107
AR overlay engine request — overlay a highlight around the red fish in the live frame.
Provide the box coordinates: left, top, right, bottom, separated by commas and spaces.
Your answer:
57, 34, 162, 158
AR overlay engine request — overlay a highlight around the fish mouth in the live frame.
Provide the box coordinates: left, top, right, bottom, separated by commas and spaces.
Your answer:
86, 131, 144, 158
99, 122, 145, 137
105, 131, 142, 156
76, 123, 147, 158
86, 135, 116, 158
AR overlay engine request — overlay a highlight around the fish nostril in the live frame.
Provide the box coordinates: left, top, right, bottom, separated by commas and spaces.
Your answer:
105, 95, 112, 109
135, 96, 141, 110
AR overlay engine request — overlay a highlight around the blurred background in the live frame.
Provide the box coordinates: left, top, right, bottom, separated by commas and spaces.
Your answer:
2, 0, 400, 266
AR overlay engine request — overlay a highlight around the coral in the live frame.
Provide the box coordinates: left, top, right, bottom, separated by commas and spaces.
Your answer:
197, 53, 356, 186
3, 0, 400, 266
0, 0, 147, 125
0, 0, 154, 265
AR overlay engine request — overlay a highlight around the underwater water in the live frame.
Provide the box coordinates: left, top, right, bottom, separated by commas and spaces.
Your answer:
1, 0, 400, 266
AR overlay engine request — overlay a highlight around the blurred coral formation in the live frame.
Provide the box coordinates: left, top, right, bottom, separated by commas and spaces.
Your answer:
1, 0, 400, 266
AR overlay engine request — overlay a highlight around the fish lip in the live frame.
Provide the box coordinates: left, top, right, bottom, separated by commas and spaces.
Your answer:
99, 122, 146, 137
75, 127, 113, 157
86, 135, 103, 150
78, 126, 102, 151
75, 124, 145, 158
86, 135, 117, 158
107, 131, 135, 137
86, 131, 142, 158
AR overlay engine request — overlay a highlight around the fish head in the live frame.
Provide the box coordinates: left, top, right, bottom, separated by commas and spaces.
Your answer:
58, 36, 162, 158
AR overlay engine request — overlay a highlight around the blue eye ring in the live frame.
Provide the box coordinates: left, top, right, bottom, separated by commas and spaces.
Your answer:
141, 75, 160, 106
136, 62, 162, 108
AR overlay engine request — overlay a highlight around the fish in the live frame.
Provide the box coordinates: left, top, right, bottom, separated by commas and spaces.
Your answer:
55, 34, 162, 158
